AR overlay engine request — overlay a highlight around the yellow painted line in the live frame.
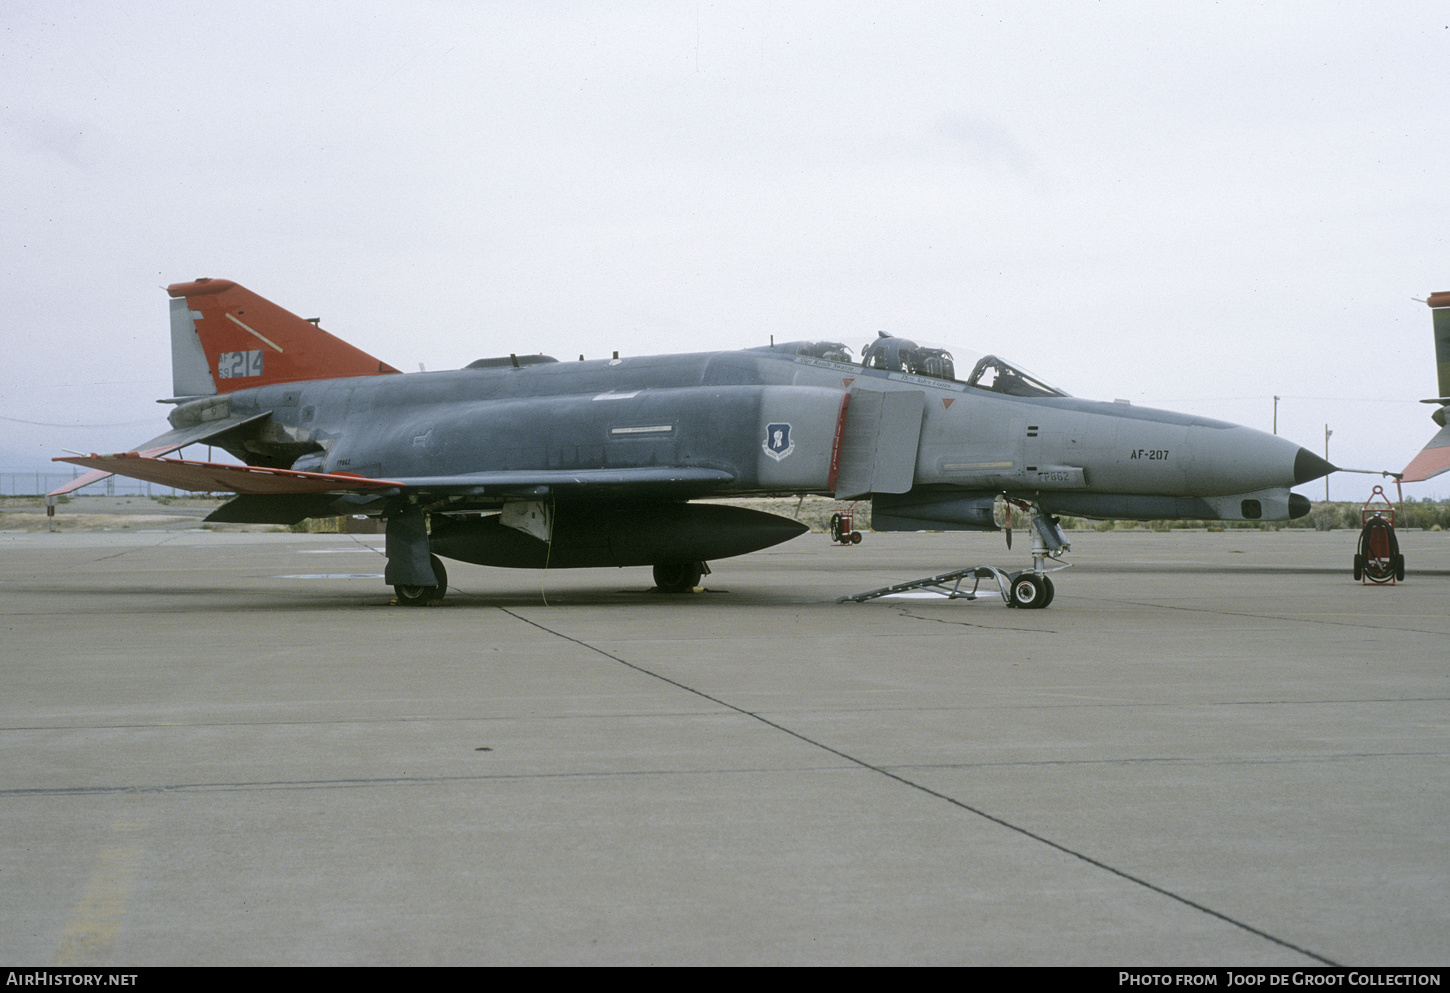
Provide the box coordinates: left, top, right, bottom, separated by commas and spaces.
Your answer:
53, 805, 145, 966
225, 312, 284, 353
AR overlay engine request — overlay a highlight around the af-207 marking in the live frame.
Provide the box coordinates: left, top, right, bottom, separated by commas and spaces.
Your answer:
1129, 449, 1170, 460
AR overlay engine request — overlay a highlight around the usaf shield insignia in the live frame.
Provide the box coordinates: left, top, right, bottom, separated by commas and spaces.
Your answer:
763, 422, 795, 461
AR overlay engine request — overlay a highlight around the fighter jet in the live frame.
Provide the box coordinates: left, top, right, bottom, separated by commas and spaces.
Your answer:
53, 278, 1334, 607
1401, 291, 1450, 483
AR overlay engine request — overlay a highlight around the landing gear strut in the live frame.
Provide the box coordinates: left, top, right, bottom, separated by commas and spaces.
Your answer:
1003, 499, 1068, 609
386, 503, 449, 605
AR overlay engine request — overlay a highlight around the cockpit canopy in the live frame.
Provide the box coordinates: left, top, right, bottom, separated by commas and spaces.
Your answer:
860, 334, 957, 381
962, 354, 1066, 397
781, 333, 1068, 397
791, 340, 854, 364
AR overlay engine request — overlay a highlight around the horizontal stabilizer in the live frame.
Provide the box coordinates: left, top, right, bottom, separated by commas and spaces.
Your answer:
54, 453, 402, 495
1401, 423, 1450, 482
46, 412, 274, 496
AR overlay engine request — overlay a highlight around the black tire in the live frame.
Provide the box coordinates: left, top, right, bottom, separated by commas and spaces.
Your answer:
653, 561, 704, 593
395, 554, 448, 606
1009, 574, 1044, 609
850, 531, 862, 544
1353, 554, 1364, 582
1395, 554, 1405, 582
1040, 574, 1055, 608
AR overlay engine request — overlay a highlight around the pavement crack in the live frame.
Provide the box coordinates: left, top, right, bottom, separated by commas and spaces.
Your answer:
889, 604, 1057, 633
90, 533, 182, 562
1100, 597, 1447, 636
497, 606, 1339, 967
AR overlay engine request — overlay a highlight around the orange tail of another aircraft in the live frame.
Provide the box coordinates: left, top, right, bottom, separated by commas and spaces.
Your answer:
167, 278, 400, 397
1401, 291, 1450, 483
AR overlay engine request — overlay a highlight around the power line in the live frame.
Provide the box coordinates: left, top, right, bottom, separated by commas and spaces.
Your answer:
0, 414, 158, 429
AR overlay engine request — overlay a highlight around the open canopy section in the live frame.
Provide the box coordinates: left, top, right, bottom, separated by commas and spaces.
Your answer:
961, 354, 1068, 398
777, 333, 1069, 397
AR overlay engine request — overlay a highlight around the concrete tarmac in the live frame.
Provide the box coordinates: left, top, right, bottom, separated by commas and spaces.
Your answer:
2, 526, 1447, 966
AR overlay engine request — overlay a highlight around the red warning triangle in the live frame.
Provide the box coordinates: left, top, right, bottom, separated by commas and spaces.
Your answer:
942, 398, 955, 409
842, 377, 855, 389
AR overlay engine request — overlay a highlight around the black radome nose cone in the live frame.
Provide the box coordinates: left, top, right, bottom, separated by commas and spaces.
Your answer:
1288, 493, 1312, 519
1294, 447, 1335, 485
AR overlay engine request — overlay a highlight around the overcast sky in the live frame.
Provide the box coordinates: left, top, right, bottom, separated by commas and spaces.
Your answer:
3, 1, 1447, 499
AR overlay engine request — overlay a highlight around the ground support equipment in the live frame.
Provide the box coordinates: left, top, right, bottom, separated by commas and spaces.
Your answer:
839, 502, 1070, 609
830, 508, 863, 545
1355, 484, 1404, 585
837, 565, 1015, 604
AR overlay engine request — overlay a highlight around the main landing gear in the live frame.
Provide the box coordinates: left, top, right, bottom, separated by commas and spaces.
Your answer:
394, 554, 448, 606
653, 560, 710, 594
385, 504, 450, 606
839, 500, 1069, 609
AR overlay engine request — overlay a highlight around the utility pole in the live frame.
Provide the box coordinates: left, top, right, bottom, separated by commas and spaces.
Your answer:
1324, 424, 1333, 502
1273, 396, 1280, 435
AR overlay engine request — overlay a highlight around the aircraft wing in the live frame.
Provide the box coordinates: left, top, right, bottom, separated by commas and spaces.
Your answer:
54, 453, 404, 495
53, 451, 735, 499
46, 412, 274, 496
1401, 423, 1450, 482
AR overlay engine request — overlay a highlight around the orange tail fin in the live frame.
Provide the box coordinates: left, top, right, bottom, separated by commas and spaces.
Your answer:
167, 278, 400, 396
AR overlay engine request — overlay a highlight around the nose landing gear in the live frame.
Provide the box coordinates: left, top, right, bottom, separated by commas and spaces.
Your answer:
839, 499, 1069, 608
1002, 499, 1069, 609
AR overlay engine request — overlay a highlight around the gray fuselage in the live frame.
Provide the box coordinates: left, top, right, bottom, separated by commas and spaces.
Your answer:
172, 342, 1321, 523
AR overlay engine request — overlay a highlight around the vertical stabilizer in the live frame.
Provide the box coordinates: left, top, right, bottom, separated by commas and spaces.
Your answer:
1430, 291, 1450, 401
166, 279, 401, 395
1401, 291, 1450, 482
171, 297, 216, 396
